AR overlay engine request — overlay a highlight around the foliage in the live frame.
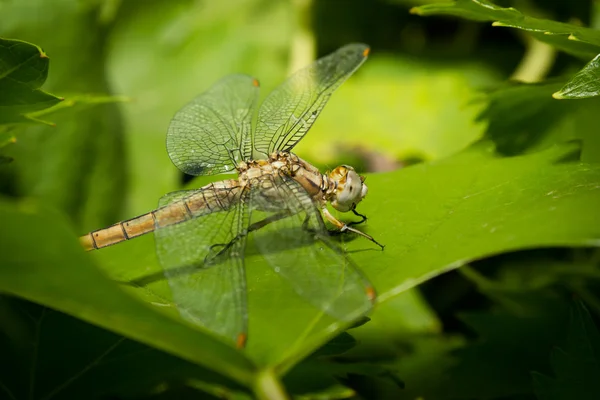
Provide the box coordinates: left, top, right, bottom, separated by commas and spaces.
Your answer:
412, 0, 600, 101
532, 300, 600, 400
1, 0, 600, 399
411, 0, 600, 59
0, 38, 62, 125
554, 54, 600, 99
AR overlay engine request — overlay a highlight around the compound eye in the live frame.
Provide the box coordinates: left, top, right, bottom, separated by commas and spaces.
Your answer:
332, 170, 364, 212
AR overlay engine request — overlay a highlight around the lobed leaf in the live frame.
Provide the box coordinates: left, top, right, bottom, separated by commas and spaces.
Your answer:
3, 139, 600, 395
346, 142, 600, 310
473, 80, 600, 162
0, 38, 62, 124
1, 15, 130, 230
554, 53, 600, 100
96, 141, 600, 373
411, 0, 600, 59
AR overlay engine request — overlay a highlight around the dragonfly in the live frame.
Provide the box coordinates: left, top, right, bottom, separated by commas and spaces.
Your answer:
80, 43, 382, 348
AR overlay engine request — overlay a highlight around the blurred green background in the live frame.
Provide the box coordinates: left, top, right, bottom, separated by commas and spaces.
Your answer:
0, 0, 507, 232
2, 0, 600, 399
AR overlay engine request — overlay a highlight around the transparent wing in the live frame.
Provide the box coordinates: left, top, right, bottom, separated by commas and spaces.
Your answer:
253, 43, 369, 157
154, 187, 250, 346
167, 74, 260, 176
249, 173, 375, 321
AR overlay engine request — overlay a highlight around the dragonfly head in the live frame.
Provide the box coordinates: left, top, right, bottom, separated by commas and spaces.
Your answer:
328, 165, 368, 212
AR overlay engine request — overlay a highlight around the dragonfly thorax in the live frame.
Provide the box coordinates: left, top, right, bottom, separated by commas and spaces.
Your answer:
235, 155, 367, 213
327, 165, 368, 213
236, 152, 302, 178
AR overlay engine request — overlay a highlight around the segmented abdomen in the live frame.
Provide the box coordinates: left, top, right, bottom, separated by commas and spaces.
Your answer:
79, 180, 241, 251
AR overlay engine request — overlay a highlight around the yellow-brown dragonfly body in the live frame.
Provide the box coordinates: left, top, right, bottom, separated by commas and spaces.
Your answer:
80, 152, 379, 252
79, 44, 380, 347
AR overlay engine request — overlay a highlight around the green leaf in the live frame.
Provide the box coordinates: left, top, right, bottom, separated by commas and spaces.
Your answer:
0, 297, 247, 400
0, 128, 15, 149
554, 53, 600, 99
25, 93, 130, 122
3, 100, 128, 231
478, 80, 570, 155
0, 38, 62, 124
411, 0, 600, 59
308, 332, 358, 359
532, 300, 600, 400
353, 142, 600, 310
285, 289, 454, 400
365, 335, 463, 399
91, 141, 600, 377
0, 197, 257, 389
343, 289, 442, 361
477, 80, 600, 160
0, 7, 129, 231
474, 253, 600, 294
441, 292, 570, 398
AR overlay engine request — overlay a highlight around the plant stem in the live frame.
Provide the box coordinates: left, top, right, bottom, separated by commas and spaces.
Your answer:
253, 369, 289, 400
288, 0, 315, 75
510, 34, 556, 83
591, 0, 600, 30
458, 264, 493, 288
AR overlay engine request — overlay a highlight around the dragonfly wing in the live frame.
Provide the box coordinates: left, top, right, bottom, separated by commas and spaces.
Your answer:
154, 188, 250, 346
253, 43, 369, 157
249, 173, 375, 321
167, 74, 259, 176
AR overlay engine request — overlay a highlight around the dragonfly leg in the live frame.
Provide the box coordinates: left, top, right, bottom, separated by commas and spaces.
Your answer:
348, 208, 368, 226
322, 208, 384, 250
249, 210, 292, 232
301, 213, 322, 236
206, 210, 293, 264
126, 211, 295, 287
205, 241, 236, 265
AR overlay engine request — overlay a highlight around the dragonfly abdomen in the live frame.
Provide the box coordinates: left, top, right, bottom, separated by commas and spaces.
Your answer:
79, 213, 155, 251
80, 180, 241, 251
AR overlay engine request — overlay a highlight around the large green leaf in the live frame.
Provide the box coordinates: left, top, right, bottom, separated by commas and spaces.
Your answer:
411, 0, 600, 59
0, 38, 62, 124
3, 140, 599, 394
357, 142, 600, 303
0, 198, 257, 389
90, 141, 600, 376
294, 141, 600, 369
